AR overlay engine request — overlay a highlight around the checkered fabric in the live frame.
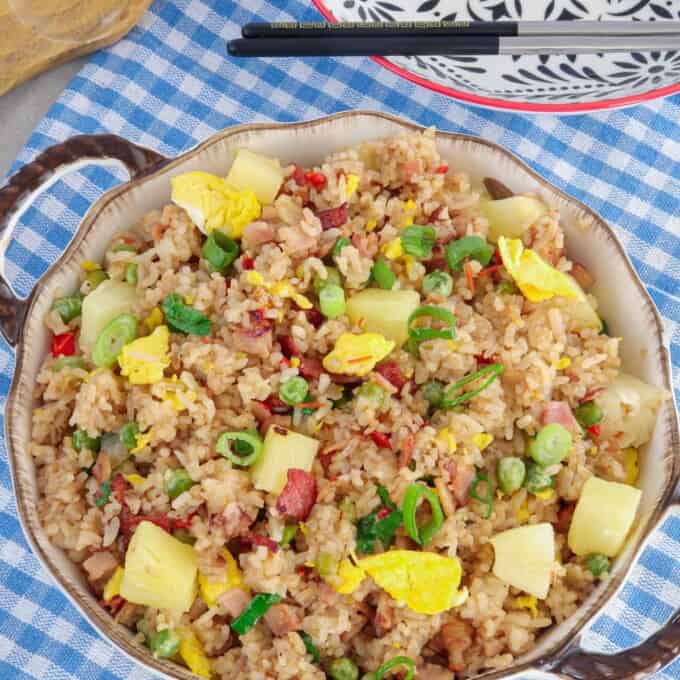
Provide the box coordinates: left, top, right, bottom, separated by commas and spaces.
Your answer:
0, 0, 679, 678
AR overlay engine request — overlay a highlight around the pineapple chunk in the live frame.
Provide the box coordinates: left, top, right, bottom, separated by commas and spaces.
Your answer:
490, 523, 555, 599
120, 521, 198, 612
226, 149, 284, 205
346, 288, 420, 347
250, 426, 319, 494
80, 279, 137, 352
568, 476, 641, 557
482, 196, 547, 244
596, 373, 666, 448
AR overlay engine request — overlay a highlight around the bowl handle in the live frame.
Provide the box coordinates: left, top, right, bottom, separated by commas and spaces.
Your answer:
0, 135, 169, 347
547, 503, 680, 679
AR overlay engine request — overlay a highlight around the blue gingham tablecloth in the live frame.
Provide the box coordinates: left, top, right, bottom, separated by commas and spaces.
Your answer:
1, 1, 679, 678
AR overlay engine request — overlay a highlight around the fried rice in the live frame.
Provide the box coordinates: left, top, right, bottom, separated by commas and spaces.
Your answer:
30, 128, 666, 679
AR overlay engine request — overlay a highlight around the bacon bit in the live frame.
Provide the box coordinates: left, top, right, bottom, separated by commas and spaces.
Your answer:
173, 512, 197, 530
398, 433, 415, 468
243, 534, 280, 553
446, 460, 475, 506
464, 260, 475, 296
276, 469, 318, 521
377, 507, 391, 520
299, 357, 323, 380
151, 222, 166, 241
556, 503, 575, 533
263, 394, 293, 415
435, 164, 449, 174
305, 307, 324, 328
317, 203, 348, 230
305, 171, 327, 188
101, 595, 126, 614
370, 431, 392, 450
478, 264, 503, 277
328, 373, 362, 385
493, 248, 503, 266
541, 401, 579, 435
571, 262, 595, 290
374, 360, 408, 391
51, 332, 76, 357
427, 206, 444, 223
475, 354, 495, 366
587, 424, 601, 438
279, 335, 301, 358
110, 474, 129, 504
291, 164, 307, 186
119, 507, 174, 539
242, 256, 255, 270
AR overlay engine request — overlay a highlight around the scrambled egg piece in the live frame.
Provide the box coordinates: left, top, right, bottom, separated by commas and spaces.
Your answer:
131, 430, 152, 454
118, 325, 170, 385
517, 500, 530, 524
498, 237, 580, 303
437, 428, 457, 454
161, 377, 198, 411
471, 433, 493, 451
514, 595, 538, 618
345, 174, 359, 198
124, 474, 146, 488
323, 333, 395, 377
244, 271, 312, 309
555, 357, 571, 370
400, 199, 417, 228
171, 171, 261, 238
382, 238, 404, 260
623, 447, 639, 486
179, 630, 211, 679
103, 566, 124, 601
357, 551, 468, 615
365, 219, 378, 232
327, 559, 367, 595
144, 307, 164, 333
198, 549, 247, 608
534, 488, 555, 501
80, 260, 101, 272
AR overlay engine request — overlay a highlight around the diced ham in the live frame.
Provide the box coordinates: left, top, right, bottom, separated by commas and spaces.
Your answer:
375, 360, 408, 391
119, 507, 174, 539
111, 473, 129, 504
305, 308, 324, 328
440, 618, 473, 672
219, 587, 250, 618
541, 401, 579, 434
278, 335, 301, 358
279, 225, 318, 256
232, 327, 273, 357
243, 221, 275, 248
317, 204, 348, 230
263, 603, 303, 636
398, 433, 415, 468
82, 551, 118, 582
446, 460, 475, 506
556, 502, 575, 533
299, 357, 323, 380
276, 469, 318, 521
571, 262, 595, 290
92, 452, 111, 485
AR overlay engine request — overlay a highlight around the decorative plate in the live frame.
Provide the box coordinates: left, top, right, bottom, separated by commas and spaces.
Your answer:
311, 0, 680, 113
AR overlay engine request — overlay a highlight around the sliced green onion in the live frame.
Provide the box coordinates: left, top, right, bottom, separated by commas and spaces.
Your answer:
202, 231, 240, 272
231, 593, 283, 635
575, 401, 602, 427
375, 656, 416, 680
407, 305, 457, 344
332, 237, 350, 257
403, 483, 444, 545
279, 376, 310, 405
52, 355, 87, 371
164, 468, 194, 499
125, 262, 138, 285
586, 553, 610, 578
313, 266, 342, 294
161, 294, 211, 336
149, 629, 181, 658
422, 270, 453, 297
496, 457, 526, 494
52, 294, 83, 323
371, 256, 396, 290
119, 422, 139, 450
445, 236, 494, 271
72, 429, 101, 452
599, 317, 609, 335
401, 225, 436, 259
280, 525, 297, 547
92, 313, 138, 367
439, 363, 504, 410
95, 479, 111, 508
299, 631, 320, 664
469, 472, 494, 518
524, 462, 555, 494
421, 380, 444, 408
85, 269, 109, 289
527, 423, 572, 467
319, 284, 346, 319
216, 430, 264, 466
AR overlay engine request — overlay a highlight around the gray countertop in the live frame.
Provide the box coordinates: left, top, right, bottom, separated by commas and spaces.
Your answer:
0, 59, 86, 180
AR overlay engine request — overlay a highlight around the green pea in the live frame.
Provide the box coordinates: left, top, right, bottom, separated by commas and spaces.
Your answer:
85, 269, 109, 290
524, 462, 555, 494
313, 266, 342, 294
149, 629, 181, 658
496, 457, 526, 494
527, 423, 572, 467
355, 382, 386, 407
421, 380, 444, 407
52, 294, 83, 323
328, 658, 359, 680
72, 429, 101, 453
125, 262, 138, 285
92, 313, 138, 368
164, 468, 194, 500
422, 270, 453, 297
586, 553, 610, 578
119, 422, 139, 450
575, 401, 602, 427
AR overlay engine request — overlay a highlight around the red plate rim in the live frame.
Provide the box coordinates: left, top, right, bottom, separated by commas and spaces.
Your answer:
311, 0, 680, 114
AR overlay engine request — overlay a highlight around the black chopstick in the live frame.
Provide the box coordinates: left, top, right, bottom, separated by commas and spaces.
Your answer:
242, 20, 680, 39
227, 34, 680, 58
